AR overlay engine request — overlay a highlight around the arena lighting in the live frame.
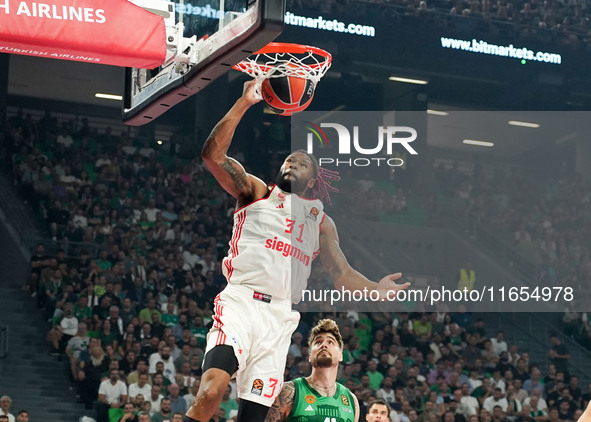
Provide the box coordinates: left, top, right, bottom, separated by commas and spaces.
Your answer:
95, 93, 123, 101
508, 120, 540, 128
463, 139, 494, 147
427, 109, 448, 116
388, 76, 428, 85
156, 140, 164, 145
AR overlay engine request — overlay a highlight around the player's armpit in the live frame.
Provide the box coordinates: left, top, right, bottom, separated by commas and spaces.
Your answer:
319, 215, 409, 296
264, 381, 295, 422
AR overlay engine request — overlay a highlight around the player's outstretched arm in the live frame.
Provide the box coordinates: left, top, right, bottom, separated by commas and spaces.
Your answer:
353, 394, 360, 422
319, 215, 410, 297
201, 80, 268, 206
264, 381, 295, 422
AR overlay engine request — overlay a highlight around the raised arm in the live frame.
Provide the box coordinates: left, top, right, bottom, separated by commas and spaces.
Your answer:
319, 215, 410, 296
264, 381, 295, 422
201, 80, 268, 207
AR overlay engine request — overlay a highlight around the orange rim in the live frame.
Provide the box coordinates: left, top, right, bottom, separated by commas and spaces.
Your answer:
233, 42, 332, 73
254, 42, 332, 63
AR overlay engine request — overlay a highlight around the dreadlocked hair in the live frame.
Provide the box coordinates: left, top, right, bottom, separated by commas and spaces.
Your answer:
293, 150, 340, 205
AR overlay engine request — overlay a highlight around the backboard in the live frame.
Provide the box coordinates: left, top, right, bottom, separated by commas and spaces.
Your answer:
123, 0, 285, 126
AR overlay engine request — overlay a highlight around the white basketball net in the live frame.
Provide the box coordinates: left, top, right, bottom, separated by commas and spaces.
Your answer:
234, 46, 332, 86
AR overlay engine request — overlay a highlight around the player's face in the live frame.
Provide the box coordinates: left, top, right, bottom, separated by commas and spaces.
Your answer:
367, 404, 390, 422
309, 333, 342, 368
276, 152, 316, 194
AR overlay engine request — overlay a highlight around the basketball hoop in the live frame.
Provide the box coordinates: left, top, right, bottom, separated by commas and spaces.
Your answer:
233, 42, 332, 85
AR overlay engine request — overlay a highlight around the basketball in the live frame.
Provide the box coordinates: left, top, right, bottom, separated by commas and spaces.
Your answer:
260, 75, 315, 116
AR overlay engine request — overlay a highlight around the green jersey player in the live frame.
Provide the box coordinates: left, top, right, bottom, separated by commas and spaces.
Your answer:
264, 319, 359, 422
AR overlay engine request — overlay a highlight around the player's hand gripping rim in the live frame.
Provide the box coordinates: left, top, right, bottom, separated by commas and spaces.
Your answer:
242, 80, 262, 105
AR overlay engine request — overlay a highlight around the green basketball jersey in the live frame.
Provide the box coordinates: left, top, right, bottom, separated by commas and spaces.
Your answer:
287, 377, 356, 422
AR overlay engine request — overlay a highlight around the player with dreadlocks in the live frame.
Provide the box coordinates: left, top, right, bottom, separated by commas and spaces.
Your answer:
183, 80, 410, 422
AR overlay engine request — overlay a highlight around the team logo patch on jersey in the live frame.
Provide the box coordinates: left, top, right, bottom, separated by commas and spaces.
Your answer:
341, 394, 349, 406
308, 207, 319, 221
305, 405, 314, 411
251, 379, 264, 395
253, 292, 272, 303
278, 192, 287, 201
305, 395, 315, 404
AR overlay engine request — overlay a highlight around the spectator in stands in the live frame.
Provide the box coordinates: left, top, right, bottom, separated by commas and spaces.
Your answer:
119, 402, 138, 422
218, 385, 238, 419
129, 373, 152, 406
414, 314, 433, 338
526, 397, 549, 421
549, 335, 570, 376
460, 383, 480, 415
525, 393, 549, 415
148, 345, 176, 383
93, 295, 113, 330
492, 405, 509, 422
474, 378, 494, 406
454, 388, 476, 419
484, 388, 509, 413
568, 377, 582, 407
98, 319, 119, 352
151, 397, 172, 422
513, 379, 529, 404
107, 305, 124, 338
78, 343, 110, 409
288, 331, 304, 358
139, 298, 161, 324
0, 396, 14, 422
47, 301, 78, 354
506, 384, 523, 418
97, 369, 128, 422
515, 359, 530, 383
127, 358, 151, 386
457, 263, 476, 292
491, 331, 508, 357
167, 383, 187, 415
463, 337, 483, 367
15, 411, 28, 422
28, 242, 50, 298
65, 322, 90, 380
524, 368, 546, 397
367, 360, 385, 391
147, 384, 163, 416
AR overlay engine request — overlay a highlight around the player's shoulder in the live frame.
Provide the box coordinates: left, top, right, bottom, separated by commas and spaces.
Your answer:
338, 382, 356, 398
280, 380, 297, 404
